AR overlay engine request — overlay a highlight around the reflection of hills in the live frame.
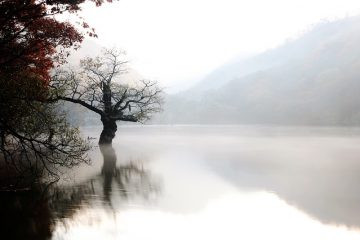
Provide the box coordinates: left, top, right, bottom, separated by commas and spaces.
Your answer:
209, 149, 360, 228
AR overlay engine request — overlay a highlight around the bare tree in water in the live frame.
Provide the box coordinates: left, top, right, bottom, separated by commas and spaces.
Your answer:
49, 49, 163, 145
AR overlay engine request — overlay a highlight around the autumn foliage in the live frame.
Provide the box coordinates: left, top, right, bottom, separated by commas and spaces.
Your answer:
0, 0, 113, 181
0, 0, 112, 84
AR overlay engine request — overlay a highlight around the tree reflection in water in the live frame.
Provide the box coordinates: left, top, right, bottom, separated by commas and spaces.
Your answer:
99, 143, 159, 204
0, 145, 160, 239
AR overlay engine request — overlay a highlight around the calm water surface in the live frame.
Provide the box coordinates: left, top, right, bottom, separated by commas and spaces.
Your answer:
50, 125, 360, 240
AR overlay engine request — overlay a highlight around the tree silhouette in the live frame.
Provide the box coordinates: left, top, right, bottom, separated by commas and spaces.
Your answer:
50, 49, 163, 145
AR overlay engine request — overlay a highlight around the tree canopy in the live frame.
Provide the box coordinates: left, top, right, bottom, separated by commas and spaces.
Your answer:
50, 49, 163, 144
0, 0, 114, 181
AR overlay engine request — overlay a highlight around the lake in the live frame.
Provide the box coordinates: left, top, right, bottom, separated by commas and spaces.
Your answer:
16, 125, 360, 239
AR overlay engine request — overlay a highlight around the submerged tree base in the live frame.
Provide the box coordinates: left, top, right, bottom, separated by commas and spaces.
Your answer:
99, 118, 117, 145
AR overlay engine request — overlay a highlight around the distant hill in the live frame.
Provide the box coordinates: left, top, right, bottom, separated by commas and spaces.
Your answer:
154, 16, 360, 125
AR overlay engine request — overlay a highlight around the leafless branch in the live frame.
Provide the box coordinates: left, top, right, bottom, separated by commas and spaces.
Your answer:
49, 48, 163, 124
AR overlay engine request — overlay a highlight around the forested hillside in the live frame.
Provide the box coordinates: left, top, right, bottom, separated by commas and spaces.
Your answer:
156, 17, 360, 125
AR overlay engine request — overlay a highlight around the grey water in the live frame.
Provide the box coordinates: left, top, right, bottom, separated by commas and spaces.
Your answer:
51, 125, 360, 240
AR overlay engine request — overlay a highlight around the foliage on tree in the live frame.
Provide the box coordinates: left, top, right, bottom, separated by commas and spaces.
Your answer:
0, 0, 113, 81
0, 0, 113, 181
0, 78, 90, 180
50, 49, 163, 145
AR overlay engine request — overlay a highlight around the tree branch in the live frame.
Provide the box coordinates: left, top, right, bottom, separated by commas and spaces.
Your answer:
49, 96, 104, 116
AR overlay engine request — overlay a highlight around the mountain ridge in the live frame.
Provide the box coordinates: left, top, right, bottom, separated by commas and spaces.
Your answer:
153, 16, 360, 125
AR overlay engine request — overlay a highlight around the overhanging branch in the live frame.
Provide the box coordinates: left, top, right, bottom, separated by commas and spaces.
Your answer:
49, 96, 104, 116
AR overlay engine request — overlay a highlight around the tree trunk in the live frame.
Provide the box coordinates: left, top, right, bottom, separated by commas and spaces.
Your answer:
99, 117, 117, 145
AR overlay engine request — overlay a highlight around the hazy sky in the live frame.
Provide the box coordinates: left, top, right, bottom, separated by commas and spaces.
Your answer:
79, 0, 360, 93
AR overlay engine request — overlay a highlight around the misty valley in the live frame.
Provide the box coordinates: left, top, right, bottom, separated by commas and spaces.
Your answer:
4, 1, 360, 239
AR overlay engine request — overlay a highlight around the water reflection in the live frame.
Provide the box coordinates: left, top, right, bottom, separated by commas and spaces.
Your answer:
0, 186, 53, 240
205, 137, 360, 228
100, 144, 118, 201
4, 126, 360, 239
0, 143, 159, 239
88, 126, 360, 232
51, 126, 360, 239
98, 144, 159, 205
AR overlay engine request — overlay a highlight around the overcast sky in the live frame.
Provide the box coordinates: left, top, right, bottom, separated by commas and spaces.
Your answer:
79, 0, 360, 93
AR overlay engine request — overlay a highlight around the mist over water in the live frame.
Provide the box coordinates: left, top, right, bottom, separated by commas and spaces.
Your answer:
5, 1, 360, 239
46, 125, 360, 239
